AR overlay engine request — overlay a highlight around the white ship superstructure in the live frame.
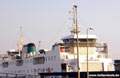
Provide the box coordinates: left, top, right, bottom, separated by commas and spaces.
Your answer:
0, 34, 114, 77
0, 5, 114, 78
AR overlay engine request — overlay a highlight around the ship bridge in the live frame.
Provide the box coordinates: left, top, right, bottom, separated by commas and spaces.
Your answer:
61, 34, 98, 40
60, 34, 98, 55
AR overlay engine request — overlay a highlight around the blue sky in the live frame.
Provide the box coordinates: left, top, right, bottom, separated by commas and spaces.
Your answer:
0, 0, 120, 60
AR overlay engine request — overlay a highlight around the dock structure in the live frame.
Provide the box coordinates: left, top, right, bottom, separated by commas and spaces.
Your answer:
39, 71, 120, 78
0, 73, 38, 78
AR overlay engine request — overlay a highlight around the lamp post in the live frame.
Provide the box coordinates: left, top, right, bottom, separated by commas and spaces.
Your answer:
87, 27, 94, 78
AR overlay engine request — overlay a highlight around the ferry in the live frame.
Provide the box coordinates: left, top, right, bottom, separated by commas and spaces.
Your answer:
0, 5, 114, 78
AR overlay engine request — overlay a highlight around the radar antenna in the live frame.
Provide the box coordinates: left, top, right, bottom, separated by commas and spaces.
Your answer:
70, 5, 80, 34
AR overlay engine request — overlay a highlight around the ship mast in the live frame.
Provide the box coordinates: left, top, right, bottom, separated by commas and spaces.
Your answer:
72, 5, 80, 78
38, 41, 41, 52
18, 26, 23, 56
71, 6, 80, 34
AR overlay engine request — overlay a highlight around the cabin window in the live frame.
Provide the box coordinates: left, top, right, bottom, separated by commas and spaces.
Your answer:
16, 59, 23, 66
31, 59, 33, 62
31, 69, 33, 72
79, 39, 94, 42
24, 60, 26, 63
2, 62, 9, 68
26, 60, 28, 63
79, 39, 87, 42
48, 57, 50, 61
61, 63, 67, 72
0, 64, 1, 67
54, 56, 56, 60
46, 68, 48, 71
10, 62, 12, 65
51, 68, 53, 71
27, 70, 29, 72
33, 56, 45, 65
45, 57, 47, 61
23, 70, 25, 73
51, 56, 53, 61
63, 39, 69, 43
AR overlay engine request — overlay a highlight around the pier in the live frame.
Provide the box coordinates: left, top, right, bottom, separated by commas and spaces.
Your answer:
0, 73, 38, 78
39, 71, 120, 78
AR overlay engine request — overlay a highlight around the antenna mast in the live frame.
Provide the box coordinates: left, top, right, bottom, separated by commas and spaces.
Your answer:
38, 41, 41, 52
73, 5, 80, 78
18, 26, 23, 56
71, 5, 80, 34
